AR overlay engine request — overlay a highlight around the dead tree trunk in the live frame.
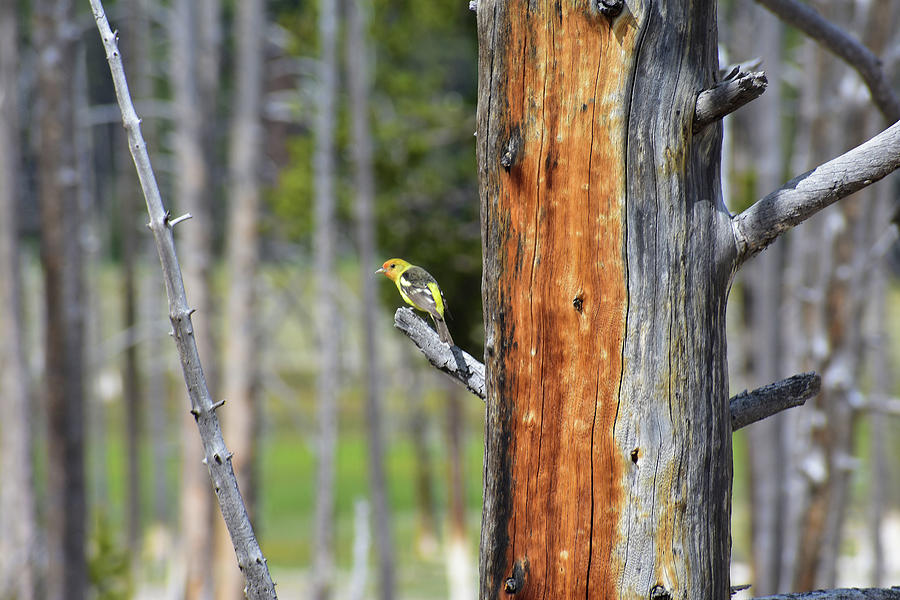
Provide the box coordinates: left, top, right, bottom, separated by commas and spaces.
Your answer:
170, 0, 220, 594
346, 0, 397, 595
216, 0, 265, 596
36, 0, 88, 596
478, 1, 732, 597
474, 0, 900, 596
0, 0, 37, 596
313, 0, 340, 596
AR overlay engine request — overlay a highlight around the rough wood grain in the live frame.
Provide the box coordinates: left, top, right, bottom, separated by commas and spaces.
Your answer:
477, 0, 735, 597
694, 70, 768, 132
730, 372, 820, 431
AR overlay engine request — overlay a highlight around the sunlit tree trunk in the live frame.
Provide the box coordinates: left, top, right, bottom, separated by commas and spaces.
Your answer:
171, 0, 221, 595
35, 0, 87, 597
347, 0, 396, 596
0, 0, 37, 596
477, 0, 734, 597
215, 0, 266, 596
313, 0, 340, 597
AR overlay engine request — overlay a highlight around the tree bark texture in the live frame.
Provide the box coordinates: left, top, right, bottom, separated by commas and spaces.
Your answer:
476, 0, 734, 598
0, 0, 37, 596
36, 0, 88, 597
217, 0, 265, 595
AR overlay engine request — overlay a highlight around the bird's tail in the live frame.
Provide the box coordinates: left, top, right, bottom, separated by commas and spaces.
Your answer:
433, 316, 454, 346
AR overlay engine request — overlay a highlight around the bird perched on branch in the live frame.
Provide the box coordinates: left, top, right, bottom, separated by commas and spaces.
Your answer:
377, 258, 454, 346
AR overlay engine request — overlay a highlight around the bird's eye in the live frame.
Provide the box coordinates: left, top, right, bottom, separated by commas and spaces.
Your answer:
390, 263, 395, 268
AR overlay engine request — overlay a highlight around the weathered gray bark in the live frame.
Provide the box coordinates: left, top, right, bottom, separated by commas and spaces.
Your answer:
477, 0, 732, 597
0, 0, 37, 596
313, 0, 340, 597
693, 70, 768, 133
346, 0, 396, 595
91, 3, 277, 598
36, 0, 87, 597
734, 10, 789, 595
472, 0, 900, 598
217, 0, 265, 596
170, 0, 220, 594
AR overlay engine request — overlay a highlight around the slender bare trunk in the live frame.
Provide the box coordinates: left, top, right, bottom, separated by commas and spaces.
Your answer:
171, 0, 220, 594
313, 0, 340, 597
35, 0, 87, 597
347, 0, 396, 596
445, 384, 473, 600
0, 0, 37, 596
738, 9, 788, 595
216, 0, 265, 596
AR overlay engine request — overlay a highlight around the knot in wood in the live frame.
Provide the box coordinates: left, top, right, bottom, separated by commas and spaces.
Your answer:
598, 0, 623, 18
572, 295, 584, 312
503, 578, 518, 594
650, 584, 672, 600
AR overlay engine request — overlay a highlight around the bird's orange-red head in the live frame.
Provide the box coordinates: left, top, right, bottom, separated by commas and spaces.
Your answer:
376, 258, 410, 281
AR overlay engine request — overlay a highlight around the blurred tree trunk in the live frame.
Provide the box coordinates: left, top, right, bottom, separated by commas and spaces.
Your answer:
215, 0, 265, 596
0, 0, 37, 597
347, 0, 396, 596
119, 0, 155, 553
35, 0, 87, 597
445, 384, 473, 600
171, 0, 221, 595
864, 180, 893, 588
729, 6, 790, 595
313, 0, 339, 597
408, 366, 439, 557
791, 1, 897, 589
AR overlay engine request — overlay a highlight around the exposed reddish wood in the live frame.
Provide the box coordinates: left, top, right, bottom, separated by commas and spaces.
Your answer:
479, 1, 637, 597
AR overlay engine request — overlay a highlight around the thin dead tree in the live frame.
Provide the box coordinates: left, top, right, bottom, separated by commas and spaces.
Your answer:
36, 0, 88, 597
346, 0, 396, 596
0, 0, 37, 596
170, 0, 220, 594
216, 0, 266, 596
312, 0, 340, 597
91, 2, 277, 598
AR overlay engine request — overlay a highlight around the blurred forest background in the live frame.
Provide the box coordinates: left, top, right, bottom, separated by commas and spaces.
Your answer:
0, 0, 898, 598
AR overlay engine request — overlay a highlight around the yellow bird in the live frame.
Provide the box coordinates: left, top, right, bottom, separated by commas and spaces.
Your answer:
376, 258, 454, 345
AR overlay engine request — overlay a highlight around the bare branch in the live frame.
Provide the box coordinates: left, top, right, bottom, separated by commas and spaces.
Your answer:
730, 372, 821, 431
89, 2, 277, 598
732, 118, 900, 265
393, 308, 485, 399
694, 70, 768, 132
755, 0, 900, 123
752, 587, 900, 599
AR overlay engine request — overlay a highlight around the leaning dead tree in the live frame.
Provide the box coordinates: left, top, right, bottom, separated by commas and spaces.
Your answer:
90, 2, 277, 598
389, 0, 900, 598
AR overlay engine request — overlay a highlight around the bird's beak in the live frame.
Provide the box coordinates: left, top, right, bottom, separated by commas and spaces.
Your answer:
375, 267, 385, 275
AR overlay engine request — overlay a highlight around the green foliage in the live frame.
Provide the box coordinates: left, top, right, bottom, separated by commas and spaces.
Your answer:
88, 513, 133, 600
